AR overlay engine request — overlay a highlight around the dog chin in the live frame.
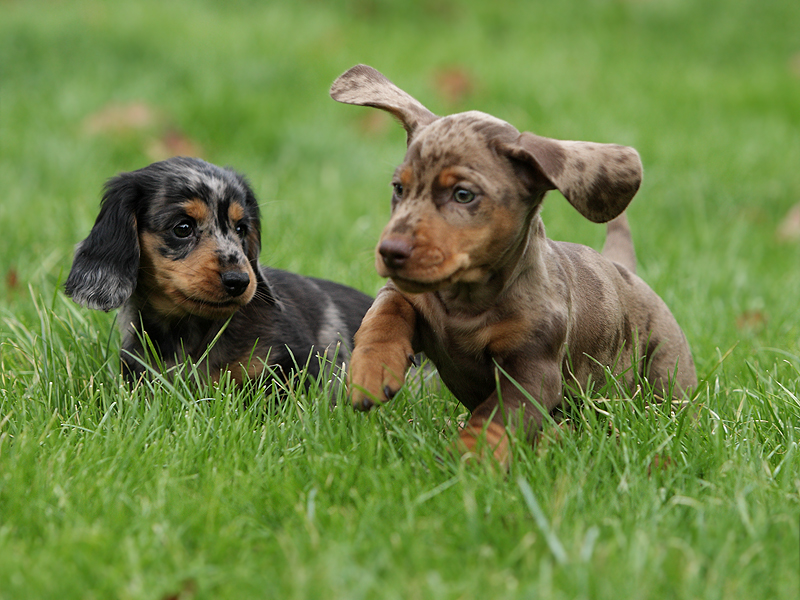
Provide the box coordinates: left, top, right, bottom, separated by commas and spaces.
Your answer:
389, 268, 477, 293
390, 277, 445, 294
175, 292, 249, 320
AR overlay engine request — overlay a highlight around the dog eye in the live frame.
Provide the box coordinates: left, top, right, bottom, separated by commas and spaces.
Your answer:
172, 220, 194, 238
392, 183, 404, 198
453, 188, 475, 204
235, 223, 248, 238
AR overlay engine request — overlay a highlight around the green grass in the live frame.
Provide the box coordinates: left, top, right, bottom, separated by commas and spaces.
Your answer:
1, 0, 799, 598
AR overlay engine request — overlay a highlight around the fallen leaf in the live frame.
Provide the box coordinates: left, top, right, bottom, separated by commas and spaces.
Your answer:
776, 203, 800, 241
358, 111, 392, 137
146, 129, 203, 161
83, 101, 161, 135
6, 267, 18, 290
790, 52, 800, 79
736, 310, 768, 331
433, 67, 474, 106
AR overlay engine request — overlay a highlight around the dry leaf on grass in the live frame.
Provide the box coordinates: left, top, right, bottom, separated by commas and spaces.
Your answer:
146, 129, 203, 161
358, 111, 392, 137
83, 101, 161, 135
776, 203, 800, 242
789, 52, 800, 79
6, 267, 18, 290
736, 310, 768, 332
433, 67, 474, 106
84, 101, 202, 161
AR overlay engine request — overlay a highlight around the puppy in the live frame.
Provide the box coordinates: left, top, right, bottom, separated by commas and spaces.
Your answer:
331, 65, 697, 465
65, 156, 373, 386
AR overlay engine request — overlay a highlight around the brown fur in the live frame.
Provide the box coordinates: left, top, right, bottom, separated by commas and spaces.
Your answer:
331, 65, 697, 467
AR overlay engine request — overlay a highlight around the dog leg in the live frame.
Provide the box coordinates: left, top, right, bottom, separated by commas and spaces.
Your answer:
348, 286, 417, 410
459, 360, 562, 468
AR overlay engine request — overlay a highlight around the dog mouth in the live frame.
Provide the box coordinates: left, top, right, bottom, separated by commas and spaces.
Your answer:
378, 251, 473, 293
389, 275, 448, 294
177, 291, 249, 317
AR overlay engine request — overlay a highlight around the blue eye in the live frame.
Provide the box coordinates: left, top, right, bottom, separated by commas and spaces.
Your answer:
173, 219, 194, 238
453, 188, 475, 203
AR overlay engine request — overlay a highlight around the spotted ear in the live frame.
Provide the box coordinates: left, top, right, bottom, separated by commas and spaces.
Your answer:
247, 231, 276, 304
239, 181, 262, 274
495, 132, 643, 223
235, 177, 278, 303
330, 64, 438, 144
64, 173, 142, 310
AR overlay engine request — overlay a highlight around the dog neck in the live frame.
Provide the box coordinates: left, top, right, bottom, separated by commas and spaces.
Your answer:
120, 294, 227, 361
431, 213, 549, 315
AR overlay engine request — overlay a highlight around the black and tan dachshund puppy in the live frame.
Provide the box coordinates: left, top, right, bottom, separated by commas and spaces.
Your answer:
65, 156, 373, 386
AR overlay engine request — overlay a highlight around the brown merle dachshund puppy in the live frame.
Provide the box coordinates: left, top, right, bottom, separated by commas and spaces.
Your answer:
65, 156, 373, 386
331, 65, 696, 466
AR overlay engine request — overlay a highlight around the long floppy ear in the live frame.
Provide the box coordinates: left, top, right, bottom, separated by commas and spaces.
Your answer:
495, 132, 643, 223
64, 173, 141, 310
330, 64, 438, 144
235, 173, 277, 304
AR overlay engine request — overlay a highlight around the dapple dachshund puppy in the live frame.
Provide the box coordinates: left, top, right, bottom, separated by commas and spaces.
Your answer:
331, 65, 696, 465
65, 156, 373, 386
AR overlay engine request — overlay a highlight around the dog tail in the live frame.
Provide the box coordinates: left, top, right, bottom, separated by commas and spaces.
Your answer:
601, 213, 637, 274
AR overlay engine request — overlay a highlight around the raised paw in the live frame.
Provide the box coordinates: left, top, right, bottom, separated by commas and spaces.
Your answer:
347, 344, 413, 411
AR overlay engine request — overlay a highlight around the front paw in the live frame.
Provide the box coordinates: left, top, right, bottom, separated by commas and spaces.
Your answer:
347, 344, 412, 411
456, 418, 510, 469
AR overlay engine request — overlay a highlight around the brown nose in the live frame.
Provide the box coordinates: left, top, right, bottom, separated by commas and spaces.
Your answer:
378, 239, 412, 270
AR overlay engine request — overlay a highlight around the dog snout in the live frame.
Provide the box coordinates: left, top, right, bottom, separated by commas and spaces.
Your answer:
379, 239, 412, 270
220, 271, 251, 297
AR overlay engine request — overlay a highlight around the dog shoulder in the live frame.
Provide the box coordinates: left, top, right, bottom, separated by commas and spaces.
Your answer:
260, 266, 373, 339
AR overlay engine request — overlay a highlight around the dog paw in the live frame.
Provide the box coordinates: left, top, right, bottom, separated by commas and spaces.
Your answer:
456, 418, 510, 469
347, 345, 412, 411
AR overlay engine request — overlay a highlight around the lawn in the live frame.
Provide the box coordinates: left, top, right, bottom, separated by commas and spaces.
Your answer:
1, 0, 799, 598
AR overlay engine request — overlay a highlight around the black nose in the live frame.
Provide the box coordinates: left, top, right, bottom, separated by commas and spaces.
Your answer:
220, 271, 250, 297
378, 239, 412, 270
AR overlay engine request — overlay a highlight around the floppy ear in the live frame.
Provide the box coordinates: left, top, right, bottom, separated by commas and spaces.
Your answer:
64, 173, 141, 310
237, 178, 278, 304
330, 64, 438, 144
495, 132, 643, 223
247, 225, 276, 304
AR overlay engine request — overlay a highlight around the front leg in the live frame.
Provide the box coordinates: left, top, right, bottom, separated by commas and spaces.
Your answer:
348, 284, 417, 410
459, 359, 562, 467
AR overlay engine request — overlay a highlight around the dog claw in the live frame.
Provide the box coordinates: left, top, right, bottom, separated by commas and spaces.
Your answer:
359, 397, 374, 411
384, 385, 396, 400
408, 353, 418, 367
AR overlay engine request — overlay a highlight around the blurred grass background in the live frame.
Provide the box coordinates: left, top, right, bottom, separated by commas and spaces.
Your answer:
1, 0, 799, 372
1, 0, 800, 598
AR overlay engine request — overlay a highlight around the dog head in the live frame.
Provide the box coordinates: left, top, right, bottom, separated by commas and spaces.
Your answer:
65, 157, 264, 320
331, 64, 643, 293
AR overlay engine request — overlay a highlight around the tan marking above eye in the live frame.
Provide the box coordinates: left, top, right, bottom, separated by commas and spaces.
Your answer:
228, 202, 245, 223
182, 198, 210, 223
399, 167, 413, 187
438, 168, 460, 189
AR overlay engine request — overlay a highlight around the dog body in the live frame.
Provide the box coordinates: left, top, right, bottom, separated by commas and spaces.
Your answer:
66, 157, 372, 385
331, 65, 696, 463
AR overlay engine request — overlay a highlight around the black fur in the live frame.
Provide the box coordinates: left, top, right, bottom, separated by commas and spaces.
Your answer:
65, 156, 373, 386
